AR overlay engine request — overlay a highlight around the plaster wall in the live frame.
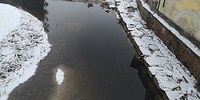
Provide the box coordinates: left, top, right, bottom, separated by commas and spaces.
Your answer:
149, 0, 200, 42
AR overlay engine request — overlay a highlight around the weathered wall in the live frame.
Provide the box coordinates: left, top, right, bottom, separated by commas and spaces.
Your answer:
136, 0, 200, 82
148, 0, 200, 42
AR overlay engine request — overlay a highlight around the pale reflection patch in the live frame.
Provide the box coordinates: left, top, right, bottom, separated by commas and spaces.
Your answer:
56, 68, 64, 85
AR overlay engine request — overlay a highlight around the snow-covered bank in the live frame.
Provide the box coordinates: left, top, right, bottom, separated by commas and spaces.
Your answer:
0, 3, 51, 100
105, 0, 200, 99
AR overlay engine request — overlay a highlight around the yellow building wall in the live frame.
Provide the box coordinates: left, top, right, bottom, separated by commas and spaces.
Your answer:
157, 0, 200, 42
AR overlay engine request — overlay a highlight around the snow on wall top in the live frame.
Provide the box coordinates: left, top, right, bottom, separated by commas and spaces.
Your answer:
0, 3, 51, 100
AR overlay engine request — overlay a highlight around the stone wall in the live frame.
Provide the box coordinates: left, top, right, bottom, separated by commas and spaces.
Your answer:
147, 0, 200, 42
122, 21, 168, 100
136, 0, 200, 82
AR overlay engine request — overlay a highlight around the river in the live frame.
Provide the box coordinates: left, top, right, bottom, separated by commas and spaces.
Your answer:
1, 0, 146, 100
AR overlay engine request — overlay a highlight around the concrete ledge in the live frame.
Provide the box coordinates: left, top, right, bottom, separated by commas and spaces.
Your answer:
136, 0, 200, 82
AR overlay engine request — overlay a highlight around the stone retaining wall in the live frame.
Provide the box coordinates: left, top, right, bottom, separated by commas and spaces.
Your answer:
117, 8, 168, 100
136, 0, 200, 82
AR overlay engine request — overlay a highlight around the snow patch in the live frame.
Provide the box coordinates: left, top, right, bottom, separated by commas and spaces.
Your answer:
0, 3, 51, 100
56, 69, 64, 85
0, 4, 21, 41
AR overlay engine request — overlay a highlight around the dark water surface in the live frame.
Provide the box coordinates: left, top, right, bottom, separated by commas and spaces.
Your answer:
6, 0, 145, 100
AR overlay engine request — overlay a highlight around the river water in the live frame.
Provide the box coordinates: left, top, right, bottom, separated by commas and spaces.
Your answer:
1, 0, 146, 100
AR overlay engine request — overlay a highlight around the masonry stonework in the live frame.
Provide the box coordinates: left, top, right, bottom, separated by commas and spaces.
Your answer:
136, 0, 200, 82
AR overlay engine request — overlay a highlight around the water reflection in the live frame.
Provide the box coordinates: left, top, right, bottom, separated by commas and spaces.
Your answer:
130, 55, 165, 100
1, 0, 149, 100
43, 1, 145, 99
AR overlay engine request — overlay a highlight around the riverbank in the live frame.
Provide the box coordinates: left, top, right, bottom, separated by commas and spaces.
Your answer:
0, 3, 51, 100
104, 0, 200, 99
